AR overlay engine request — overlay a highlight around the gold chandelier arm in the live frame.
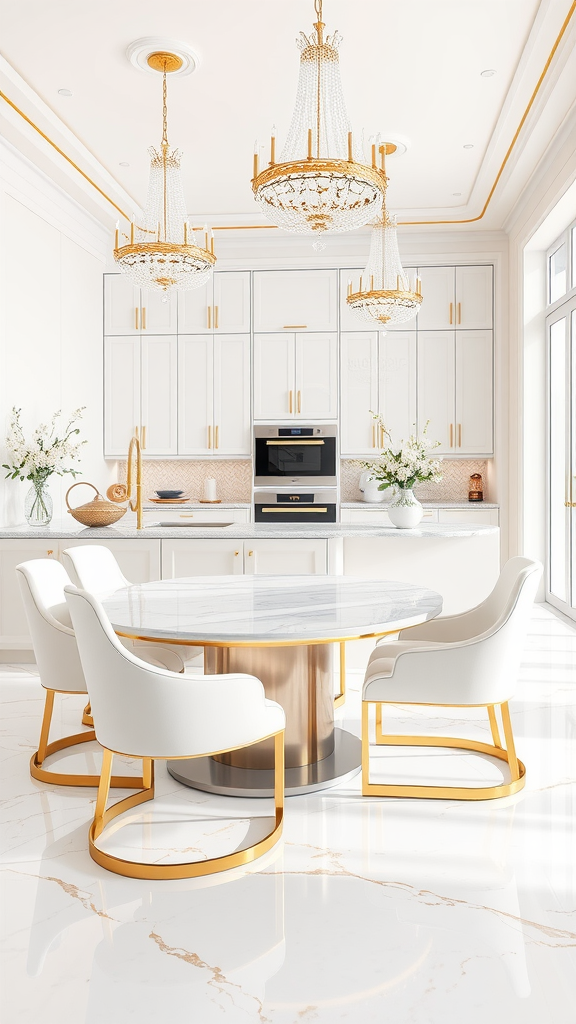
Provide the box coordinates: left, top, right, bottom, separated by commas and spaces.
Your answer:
161, 71, 169, 147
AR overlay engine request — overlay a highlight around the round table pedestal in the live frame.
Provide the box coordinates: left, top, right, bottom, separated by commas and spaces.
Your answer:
167, 641, 361, 797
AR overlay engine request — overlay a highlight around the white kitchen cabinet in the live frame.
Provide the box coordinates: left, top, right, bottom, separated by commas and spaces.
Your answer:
253, 270, 338, 333
340, 507, 438, 525
417, 331, 455, 452
438, 508, 499, 526
0, 541, 58, 648
141, 336, 178, 455
143, 508, 250, 524
104, 275, 177, 335
178, 272, 250, 334
178, 334, 250, 455
244, 539, 327, 575
161, 539, 243, 578
455, 331, 493, 454
254, 333, 337, 420
455, 266, 493, 329
416, 267, 455, 331
104, 336, 141, 457
340, 331, 416, 455
60, 539, 161, 585
339, 269, 418, 332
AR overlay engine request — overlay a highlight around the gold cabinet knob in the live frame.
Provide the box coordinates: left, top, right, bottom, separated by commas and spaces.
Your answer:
47, 549, 53, 555
234, 550, 239, 556
248, 550, 254, 556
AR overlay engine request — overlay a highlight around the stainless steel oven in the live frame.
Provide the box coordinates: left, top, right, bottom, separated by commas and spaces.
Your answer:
254, 425, 337, 487
254, 489, 337, 523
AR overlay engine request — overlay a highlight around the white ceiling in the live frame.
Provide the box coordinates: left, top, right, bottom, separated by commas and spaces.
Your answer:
0, 0, 573, 228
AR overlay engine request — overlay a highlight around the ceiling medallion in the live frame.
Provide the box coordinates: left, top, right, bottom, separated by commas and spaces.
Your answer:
346, 151, 423, 329
251, 0, 387, 234
114, 51, 215, 297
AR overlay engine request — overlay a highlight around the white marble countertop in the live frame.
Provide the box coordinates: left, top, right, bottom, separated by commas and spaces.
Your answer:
143, 501, 250, 509
103, 574, 443, 643
0, 521, 498, 540
341, 500, 499, 508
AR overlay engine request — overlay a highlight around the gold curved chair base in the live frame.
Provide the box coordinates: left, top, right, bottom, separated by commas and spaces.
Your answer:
82, 702, 94, 727
31, 690, 145, 789
89, 733, 285, 880
362, 700, 526, 801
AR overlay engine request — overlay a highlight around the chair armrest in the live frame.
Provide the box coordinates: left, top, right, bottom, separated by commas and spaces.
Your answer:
397, 605, 484, 643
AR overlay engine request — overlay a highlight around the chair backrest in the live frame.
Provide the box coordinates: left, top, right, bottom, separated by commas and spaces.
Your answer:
439, 556, 541, 643
15, 560, 86, 693
64, 586, 274, 758
61, 545, 131, 595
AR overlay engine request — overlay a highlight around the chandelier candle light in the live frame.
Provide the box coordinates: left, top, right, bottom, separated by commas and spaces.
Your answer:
114, 51, 215, 296
251, 0, 387, 234
347, 155, 423, 328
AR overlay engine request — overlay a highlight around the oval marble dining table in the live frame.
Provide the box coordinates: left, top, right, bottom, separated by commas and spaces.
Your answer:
103, 575, 442, 797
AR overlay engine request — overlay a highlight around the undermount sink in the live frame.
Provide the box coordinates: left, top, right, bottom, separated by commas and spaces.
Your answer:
146, 521, 235, 528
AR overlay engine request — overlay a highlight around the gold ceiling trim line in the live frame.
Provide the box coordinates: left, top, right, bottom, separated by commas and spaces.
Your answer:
1, 2, 574, 232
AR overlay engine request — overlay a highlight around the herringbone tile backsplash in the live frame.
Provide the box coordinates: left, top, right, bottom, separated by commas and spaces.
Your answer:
340, 459, 489, 501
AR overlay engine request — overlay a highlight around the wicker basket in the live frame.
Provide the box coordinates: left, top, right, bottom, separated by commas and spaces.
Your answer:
66, 482, 127, 527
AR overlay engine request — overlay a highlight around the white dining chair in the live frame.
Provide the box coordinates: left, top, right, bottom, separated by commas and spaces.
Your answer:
361, 557, 542, 800
16, 559, 147, 789
64, 584, 285, 879
61, 545, 203, 671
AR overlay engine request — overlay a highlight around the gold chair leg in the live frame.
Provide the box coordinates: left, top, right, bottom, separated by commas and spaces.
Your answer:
334, 643, 346, 708
30, 689, 145, 790
82, 702, 94, 727
487, 704, 502, 748
361, 701, 526, 801
89, 732, 285, 880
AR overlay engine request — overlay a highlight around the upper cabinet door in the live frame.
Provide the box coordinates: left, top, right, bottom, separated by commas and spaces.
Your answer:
416, 267, 455, 331
104, 276, 140, 335
340, 332, 379, 455
213, 272, 251, 334
379, 332, 417, 443
213, 335, 251, 455
253, 270, 338, 333
417, 331, 455, 453
295, 333, 338, 420
140, 336, 178, 456
253, 334, 296, 420
178, 279, 213, 334
140, 289, 178, 334
455, 266, 493, 329
455, 330, 493, 454
104, 337, 141, 457
178, 336, 214, 453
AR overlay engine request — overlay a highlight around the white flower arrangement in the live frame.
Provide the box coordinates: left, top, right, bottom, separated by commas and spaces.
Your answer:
3, 406, 87, 484
360, 414, 443, 493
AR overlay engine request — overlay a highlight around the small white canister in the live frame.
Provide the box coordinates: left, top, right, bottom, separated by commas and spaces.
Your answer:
203, 477, 217, 502
358, 471, 385, 503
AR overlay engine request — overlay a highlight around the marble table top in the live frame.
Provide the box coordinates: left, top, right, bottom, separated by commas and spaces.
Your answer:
103, 575, 443, 645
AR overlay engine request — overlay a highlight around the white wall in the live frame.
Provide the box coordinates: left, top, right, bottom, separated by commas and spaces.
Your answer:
0, 141, 113, 525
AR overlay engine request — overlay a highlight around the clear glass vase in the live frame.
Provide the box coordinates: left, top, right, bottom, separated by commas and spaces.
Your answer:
24, 478, 53, 527
387, 487, 423, 529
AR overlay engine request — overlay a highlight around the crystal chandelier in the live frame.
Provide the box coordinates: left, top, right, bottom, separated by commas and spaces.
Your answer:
114, 52, 215, 295
346, 160, 423, 328
251, 0, 387, 234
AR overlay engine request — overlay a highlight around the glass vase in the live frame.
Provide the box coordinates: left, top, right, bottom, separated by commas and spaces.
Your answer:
24, 479, 53, 527
387, 487, 423, 529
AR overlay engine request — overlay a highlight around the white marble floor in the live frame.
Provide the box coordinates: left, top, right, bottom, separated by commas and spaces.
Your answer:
1, 603, 575, 1023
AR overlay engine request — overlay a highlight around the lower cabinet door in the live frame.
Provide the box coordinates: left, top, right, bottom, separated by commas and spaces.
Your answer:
161, 540, 243, 578
243, 540, 327, 575
59, 539, 161, 585
438, 508, 499, 526
0, 541, 59, 648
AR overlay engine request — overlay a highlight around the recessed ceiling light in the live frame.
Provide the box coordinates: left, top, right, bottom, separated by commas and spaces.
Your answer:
480, 69, 497, 77
463, 144, 474, 149
119, 162, 130, 167
453, 192, 462, 196
57, 88, 73, 97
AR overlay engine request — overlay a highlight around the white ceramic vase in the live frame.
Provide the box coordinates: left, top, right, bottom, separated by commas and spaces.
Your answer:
387, 487, 423, 529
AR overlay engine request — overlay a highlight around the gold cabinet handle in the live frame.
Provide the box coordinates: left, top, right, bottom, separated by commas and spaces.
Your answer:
379, 424, 385, 447
142, 306, 147, 330
565, 502, 576, 507
449, 302, 453, 325
134, 425, 139, 440
458, 423, 462, 447
47, 549, 53, 555
234, 550, 239, 556
457, 302, 461, 325
449, 423, 454, 447
297, 390, 301, 413
372, 423, 376, 448
141, 425, 146, 450
283, 324, 307, 329
207, 305, 212, 330
215, 425, 219, 449
248, 550, 254, 556
135, 307, 139, 330
180, 514, 195, 518
289, 390, 293, 413
208, 425, 212, 449
214, 305, 219, 329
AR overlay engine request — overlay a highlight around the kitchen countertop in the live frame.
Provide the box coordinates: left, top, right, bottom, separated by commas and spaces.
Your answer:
341, 500, 499, 508
143, 501, 250, 509
0, 521, 498, 540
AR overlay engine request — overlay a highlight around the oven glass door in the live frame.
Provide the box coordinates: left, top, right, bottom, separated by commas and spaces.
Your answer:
255, 437, 336, 479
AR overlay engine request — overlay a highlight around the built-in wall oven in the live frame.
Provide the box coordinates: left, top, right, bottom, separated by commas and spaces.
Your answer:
254, 489, 337, 523
254, 425, 337, 487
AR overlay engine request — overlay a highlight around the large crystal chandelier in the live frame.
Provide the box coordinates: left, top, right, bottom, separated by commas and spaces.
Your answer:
114, 52, 215, 295
346, 160, 423, 327
251, 0, 387, 234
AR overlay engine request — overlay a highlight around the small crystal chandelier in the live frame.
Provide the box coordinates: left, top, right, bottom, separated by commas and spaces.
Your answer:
114, 51, 215, 295
251, 0, 387, 235
346, 155, 423, 328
